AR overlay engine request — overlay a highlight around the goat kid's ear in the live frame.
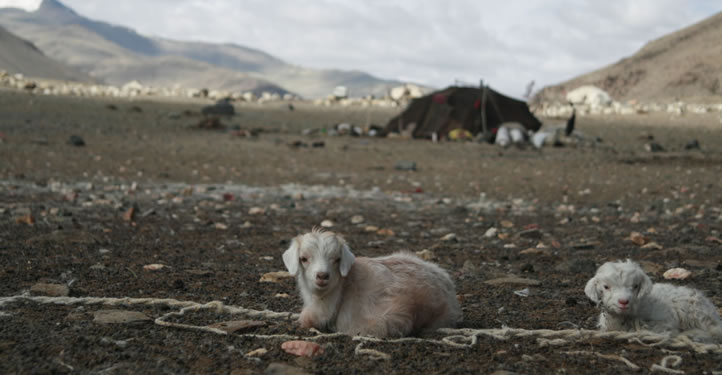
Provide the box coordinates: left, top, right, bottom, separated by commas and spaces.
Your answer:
638, 272, 653, 297
282, 237, 301, 276
584, 276, 600, 303
339, 241, 355, 277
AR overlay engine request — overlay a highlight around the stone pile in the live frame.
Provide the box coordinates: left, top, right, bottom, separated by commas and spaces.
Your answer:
312, 83, 426, 108
0, 70, 296, 103
533, 100, 722, 118
532, 85, 722, 119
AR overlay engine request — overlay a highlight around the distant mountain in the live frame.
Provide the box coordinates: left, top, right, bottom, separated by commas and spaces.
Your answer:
0, 0, 405, 98
533, 12, 722, 104
0, 24, 93, 82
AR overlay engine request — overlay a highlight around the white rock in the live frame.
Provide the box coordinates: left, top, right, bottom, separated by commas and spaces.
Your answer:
663, 267, 691, 280
390, 86, 407, 101
566, 85, 612, 106
333, 86, 348, 99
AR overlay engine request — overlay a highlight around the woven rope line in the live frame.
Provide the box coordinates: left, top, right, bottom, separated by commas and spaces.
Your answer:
2, 294, 720, 360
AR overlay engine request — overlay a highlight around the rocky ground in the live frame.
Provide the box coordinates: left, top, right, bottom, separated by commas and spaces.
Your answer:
1, 89, 721, 374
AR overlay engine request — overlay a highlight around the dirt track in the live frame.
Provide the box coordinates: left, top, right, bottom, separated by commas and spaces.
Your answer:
1, 90, 721, 374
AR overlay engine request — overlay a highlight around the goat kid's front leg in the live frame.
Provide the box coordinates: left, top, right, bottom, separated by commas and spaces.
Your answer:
299, 305, 335, 332
354, 312, 414, 338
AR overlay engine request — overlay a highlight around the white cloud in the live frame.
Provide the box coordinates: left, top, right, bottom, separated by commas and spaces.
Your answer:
51, 0, 722, 97
0, 0, 41, 11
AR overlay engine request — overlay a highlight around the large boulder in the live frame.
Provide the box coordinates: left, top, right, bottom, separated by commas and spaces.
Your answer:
566, 85, 612, 106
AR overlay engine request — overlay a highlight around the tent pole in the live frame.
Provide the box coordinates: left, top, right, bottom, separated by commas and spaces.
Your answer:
480, 80, 488, 139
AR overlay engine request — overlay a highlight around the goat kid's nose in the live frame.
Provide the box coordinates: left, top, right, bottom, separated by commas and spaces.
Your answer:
618, 298, 629, 306
316, 272, 330, 281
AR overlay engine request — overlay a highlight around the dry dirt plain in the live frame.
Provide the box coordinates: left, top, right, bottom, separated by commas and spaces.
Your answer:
0, 89, 721, 374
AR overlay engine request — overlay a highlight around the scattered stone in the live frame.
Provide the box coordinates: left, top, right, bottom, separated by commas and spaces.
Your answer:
93, 310, 151, 324
484, 277, 540, 286
513, 288, 530, 297
320, 220, 334, 228
415, 249, 435, 261
281, 341, 324, 358
208, 320, 265, 333
364, 225, 379, 232
275, 293, 290, 298
15, 213, 35, 225
350, 215, 364, 224
519, 248, 550, 256
143, 264, 165, 271
246, 348, 268, 357
706, 236, 722, 244
484, 227, 498, 238
376, 228, 395, 236
394, 161, 417, 171
440, 233, 457, 242
517, 228, 542, 239
640, 241, 663, 250
67, 135, 85, 147
663, 268, 691, 280
249, 207, 266, 215
265, 363, 311, 375
500, 220, 514, 228
214, 223, 228, 230
628, 231, 649, 246
259, 271, 293, 283
30, 283, 69, 297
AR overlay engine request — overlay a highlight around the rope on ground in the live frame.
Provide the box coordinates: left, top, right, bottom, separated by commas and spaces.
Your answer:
353, 341, 391, 361
651, 355, 684, 374
2, 294, 721, 360
436, 327, 722, 354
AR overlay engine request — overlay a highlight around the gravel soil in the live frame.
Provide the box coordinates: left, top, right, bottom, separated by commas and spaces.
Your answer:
1, 90, 721, 374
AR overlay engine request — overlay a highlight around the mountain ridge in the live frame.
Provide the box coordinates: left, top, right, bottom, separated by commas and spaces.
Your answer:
0, 0, 405, 98
532, 11, 722, 104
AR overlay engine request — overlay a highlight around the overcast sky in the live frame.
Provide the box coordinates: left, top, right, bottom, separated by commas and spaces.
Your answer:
3, 0, 721, 97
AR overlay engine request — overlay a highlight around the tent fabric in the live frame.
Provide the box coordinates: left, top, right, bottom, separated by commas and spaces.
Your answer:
385, 86, 542, 140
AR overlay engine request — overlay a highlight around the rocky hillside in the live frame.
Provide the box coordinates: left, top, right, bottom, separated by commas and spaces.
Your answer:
0, 25, 93, 82
533, 12, 722, 104
0, 0, 404, 98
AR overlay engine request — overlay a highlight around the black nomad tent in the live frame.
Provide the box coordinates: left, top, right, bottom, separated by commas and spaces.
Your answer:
385, 86, 543, 140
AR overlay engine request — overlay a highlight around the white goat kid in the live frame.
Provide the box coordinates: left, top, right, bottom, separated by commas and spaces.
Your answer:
585, 260, 722, 341
282, 229, 461, 338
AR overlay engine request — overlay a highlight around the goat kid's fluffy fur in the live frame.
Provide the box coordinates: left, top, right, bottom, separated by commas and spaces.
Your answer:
585, 260, 722, 342
282, 229, 461, 338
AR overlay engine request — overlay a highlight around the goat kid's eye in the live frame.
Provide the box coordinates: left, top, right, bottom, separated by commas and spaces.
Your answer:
300, 257, 308, 263
603, 285, 610, 290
